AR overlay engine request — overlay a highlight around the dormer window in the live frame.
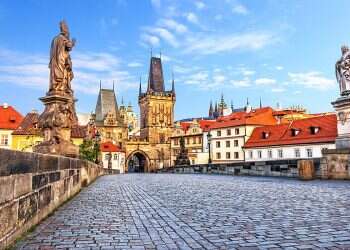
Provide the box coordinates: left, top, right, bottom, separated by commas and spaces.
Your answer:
291, 128, 300, 136
310, 126, 320, 135
262, 131, 269, 139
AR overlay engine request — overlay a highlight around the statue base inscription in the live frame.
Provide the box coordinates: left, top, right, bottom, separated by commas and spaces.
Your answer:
332, 96, 350, 149
34, 95, 79, 158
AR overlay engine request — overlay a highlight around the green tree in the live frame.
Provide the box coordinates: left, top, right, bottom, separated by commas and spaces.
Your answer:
79, 139, 100, 163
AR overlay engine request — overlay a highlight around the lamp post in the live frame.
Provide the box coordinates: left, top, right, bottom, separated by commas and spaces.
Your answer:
207, 131, 212, 164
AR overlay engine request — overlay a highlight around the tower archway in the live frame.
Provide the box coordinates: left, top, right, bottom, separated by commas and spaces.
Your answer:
126, 150, 149, 173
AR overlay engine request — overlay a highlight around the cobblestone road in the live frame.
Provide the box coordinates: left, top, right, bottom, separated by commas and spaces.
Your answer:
17, 174, 350, 250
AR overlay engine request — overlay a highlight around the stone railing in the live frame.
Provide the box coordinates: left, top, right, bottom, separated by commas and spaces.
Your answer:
159, 158, 324, 179
0, 149, 113, 249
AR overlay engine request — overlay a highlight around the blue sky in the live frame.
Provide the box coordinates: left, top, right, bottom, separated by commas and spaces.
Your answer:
0, 0, 348, 120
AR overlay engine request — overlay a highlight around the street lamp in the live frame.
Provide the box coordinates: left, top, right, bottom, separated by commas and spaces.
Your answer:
207, 131, 212, 164
94, 130, 101, 164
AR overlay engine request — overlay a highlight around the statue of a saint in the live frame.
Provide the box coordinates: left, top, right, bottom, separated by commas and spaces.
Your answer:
336, 45, 350, 96
49, 20, 76, 96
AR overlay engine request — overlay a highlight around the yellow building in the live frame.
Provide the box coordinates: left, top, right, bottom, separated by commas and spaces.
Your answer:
12, 111, 87, 152
0, 103, 23, 149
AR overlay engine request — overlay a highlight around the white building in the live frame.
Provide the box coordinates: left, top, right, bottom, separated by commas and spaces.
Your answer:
100, 142, 126, 173
244, 115, 337, 161
209, 107, 277, 163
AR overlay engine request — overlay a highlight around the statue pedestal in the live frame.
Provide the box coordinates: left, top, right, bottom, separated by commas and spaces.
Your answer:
332, 96, 350, 149
34, 94, 79, 158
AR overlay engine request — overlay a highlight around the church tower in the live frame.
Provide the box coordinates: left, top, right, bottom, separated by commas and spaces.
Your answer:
139, 56, 176, 144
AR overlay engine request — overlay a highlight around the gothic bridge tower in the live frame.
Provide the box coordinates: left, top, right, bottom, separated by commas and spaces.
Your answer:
139, 56, 176, 144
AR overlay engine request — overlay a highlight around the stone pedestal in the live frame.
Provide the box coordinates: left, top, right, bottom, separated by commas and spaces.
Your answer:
332, 96, 350, 148
34, 95, 79, 158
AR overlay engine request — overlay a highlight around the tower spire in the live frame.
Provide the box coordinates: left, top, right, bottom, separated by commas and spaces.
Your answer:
99, 80, 102, 90
209, 100, 214, 118
259, 97, 262, 108
231, 100, 234, 111
172, 70, 175, 93
139, 76, 142, 96
113, 80, 115, 91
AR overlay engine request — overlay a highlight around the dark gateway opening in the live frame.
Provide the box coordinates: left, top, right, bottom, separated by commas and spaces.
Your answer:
127, 152, 148, 173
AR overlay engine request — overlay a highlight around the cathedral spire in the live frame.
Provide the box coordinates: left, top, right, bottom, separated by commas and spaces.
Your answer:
259, 97, 262, 108
139, 77, 142, 96
171, 71, 175, 94
209, 101, 214, 118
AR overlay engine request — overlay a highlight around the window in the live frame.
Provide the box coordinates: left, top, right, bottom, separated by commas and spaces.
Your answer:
187, 138, 190, 144
234, 152, 239, 159
295, 148, 301, 158
227, 129, 231, 136
226, 141, 230, 147
104, 154, 109, 160
192, 137, 196, 144
234, 140, 238, 147
268, 150, 272, 159
192, 159, 195, 164
306, 148, 313, 158
217, 130, 221, 136
291, 129, 300, 136
114, 154, 118, 160
216, 152, 221, 159
226, 152, 231, 159
198, 137, 202, 144
0, 134, 8, 145
174, 138, 179, 145
216, 141, 221, 148
249, 151, 253, 159
106, 132, 111, 138
235, 128, 239, 135
159, 134, 165, 143
258, 150, 262, 159
310, 126, 320, 135
278, 149, 283, 158
118, 133, 122, 139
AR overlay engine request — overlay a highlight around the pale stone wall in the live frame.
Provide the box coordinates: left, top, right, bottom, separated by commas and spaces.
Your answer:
0, 148, 110, 249
320, 149, 350, 179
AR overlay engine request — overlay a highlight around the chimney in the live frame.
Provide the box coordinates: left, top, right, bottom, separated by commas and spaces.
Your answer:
3, 103, 8, 109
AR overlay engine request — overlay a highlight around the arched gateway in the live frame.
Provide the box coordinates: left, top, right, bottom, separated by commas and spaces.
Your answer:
126, 150, 150, 173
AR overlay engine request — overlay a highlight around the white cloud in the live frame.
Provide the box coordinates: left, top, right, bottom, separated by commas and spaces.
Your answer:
276, 65, 284, 70
288, 71, 335, 90
231, 78, 251, 87
184, 31, 276, 55
232, 4, 249, 15
157, 19, 188, 33
271, 88, 285, 93
144, 27, 179, 47
127, 62, 143, 68
0, 48, 137, 95
241, 69, 255, 76
195, 1, 206, 9
151, 0, 161, 8
255, 78, 276, 85
140, 33, 160, 47
185, 12, 199, 24
214, 14, 223, 21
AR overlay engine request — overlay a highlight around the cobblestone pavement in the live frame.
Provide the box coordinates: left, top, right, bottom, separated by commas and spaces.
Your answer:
17, 174, 350, 250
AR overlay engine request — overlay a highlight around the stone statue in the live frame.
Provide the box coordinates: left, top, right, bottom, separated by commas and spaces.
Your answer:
174, 136, 190, 166
34, 21, 79, 157
336, 45, 350, 96
49, 20, 76, 96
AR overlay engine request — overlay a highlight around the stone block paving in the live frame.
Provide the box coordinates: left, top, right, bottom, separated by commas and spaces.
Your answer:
16, 174, 350, 249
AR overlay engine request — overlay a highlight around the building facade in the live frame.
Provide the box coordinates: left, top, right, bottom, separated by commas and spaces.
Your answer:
0, 104, 23, 149
100, 142, 125, 173
244, 115, 337, 161
170, 119, 214, 165
209, 107, 278, 163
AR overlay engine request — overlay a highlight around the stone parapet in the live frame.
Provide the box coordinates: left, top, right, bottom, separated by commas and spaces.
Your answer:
0, 148, 112, 249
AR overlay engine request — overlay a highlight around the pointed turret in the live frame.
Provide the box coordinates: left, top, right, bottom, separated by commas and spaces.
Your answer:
259, 97, 262, 108
209, 101, 214, 118
171, 71, 175, 94
231, 100, 234, 112
147, 56, 165, 93
139, 77, 142, 96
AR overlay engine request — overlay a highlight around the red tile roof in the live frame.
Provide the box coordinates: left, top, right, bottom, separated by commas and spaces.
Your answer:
12, 111, 40, 135
71, 126, 87, 138
180, 119, 216, 132
244, 114, 337, 148
210, 107, 277, 129
100, 142, 123, 152
0, 105, 23, 130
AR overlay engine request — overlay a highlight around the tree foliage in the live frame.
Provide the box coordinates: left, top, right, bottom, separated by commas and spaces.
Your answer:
79, 139, 100, 163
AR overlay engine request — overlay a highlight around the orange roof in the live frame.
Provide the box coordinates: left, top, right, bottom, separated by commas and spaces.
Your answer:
12, 111, 40, 135
210, 107, 277, 129
244, 114, 337, 148
180, 119, 216, 132
100, 142, 123, 152
0, 105, 23, 130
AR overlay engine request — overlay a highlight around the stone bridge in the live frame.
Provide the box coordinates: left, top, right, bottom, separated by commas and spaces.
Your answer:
10, 173, 350, 249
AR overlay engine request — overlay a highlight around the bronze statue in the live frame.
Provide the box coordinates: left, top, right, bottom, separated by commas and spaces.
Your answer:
336, 45, 350, 96
49, 20, 76, 96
